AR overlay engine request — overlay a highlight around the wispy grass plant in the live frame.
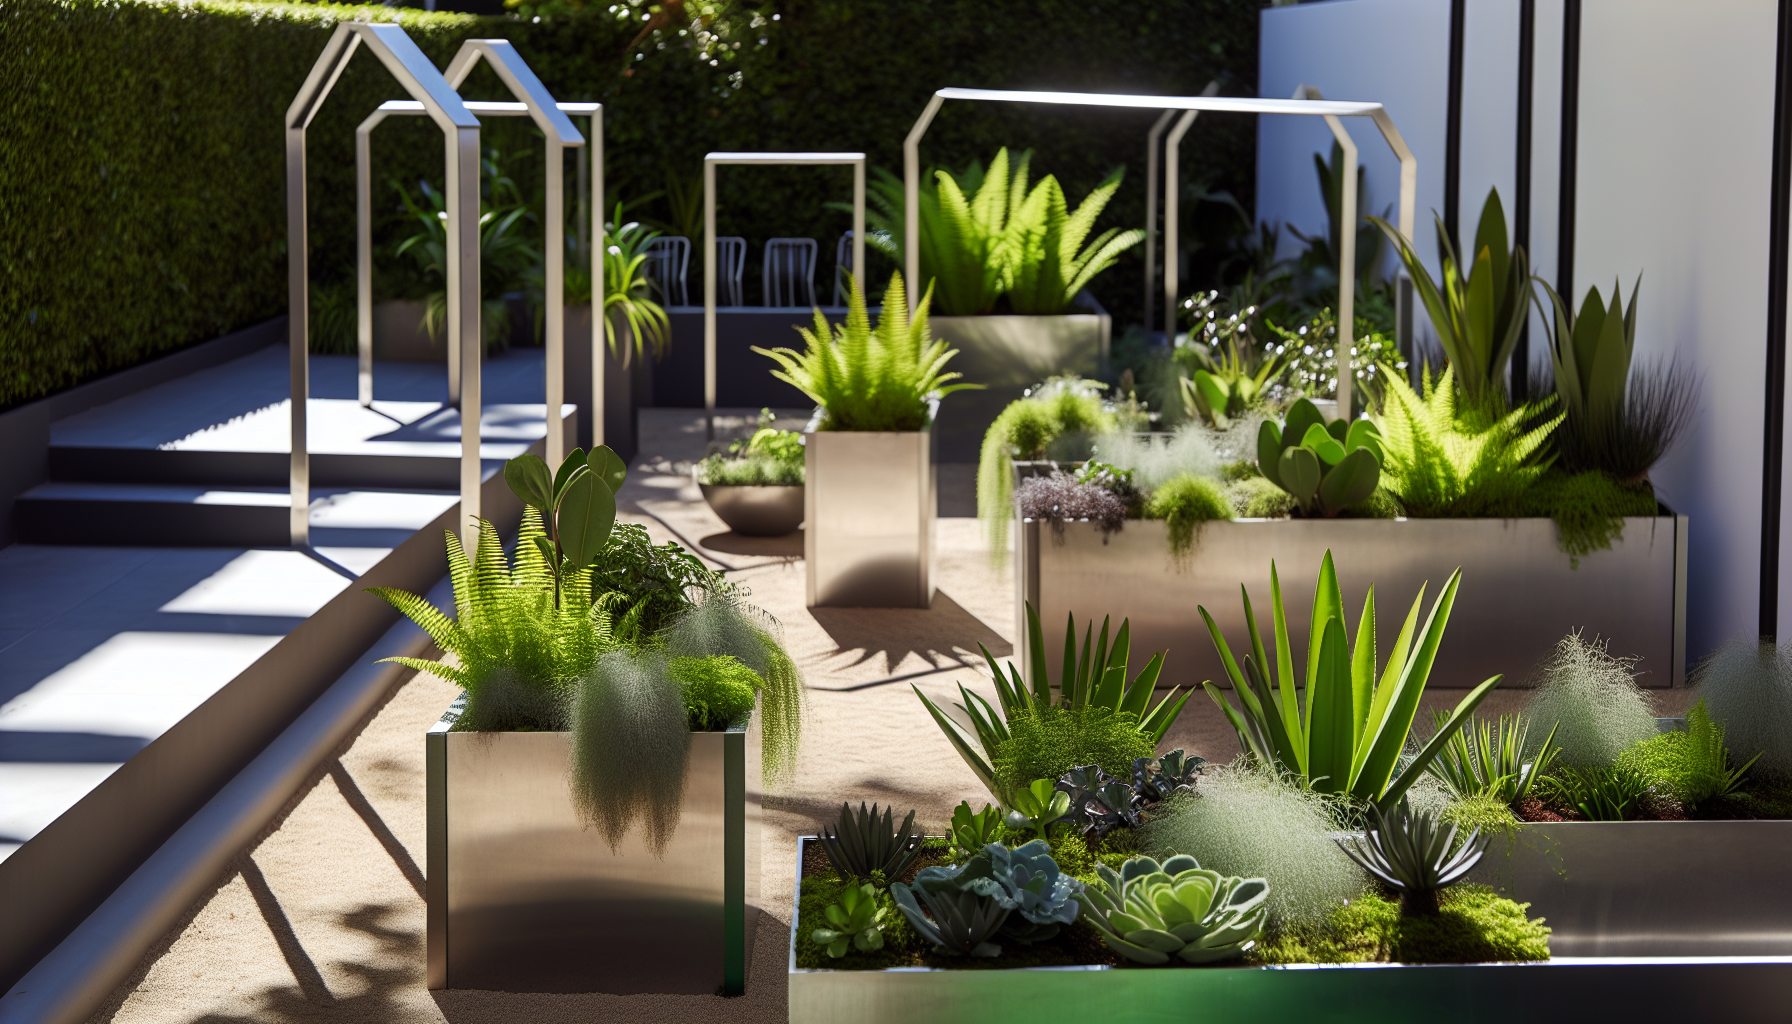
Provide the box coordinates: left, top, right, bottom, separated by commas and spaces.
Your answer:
1523, 633, 1659, 770
570, 651, 692, 855
1692, 640, 1792, 782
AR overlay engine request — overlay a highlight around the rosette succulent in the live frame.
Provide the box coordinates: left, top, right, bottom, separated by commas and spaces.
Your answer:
809, 882, 888, 958
890, 840, 1083, 957
1075, 854, 1269, 965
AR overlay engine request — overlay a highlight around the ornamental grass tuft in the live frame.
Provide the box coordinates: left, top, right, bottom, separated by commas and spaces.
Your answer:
1524, 633, 1659, 770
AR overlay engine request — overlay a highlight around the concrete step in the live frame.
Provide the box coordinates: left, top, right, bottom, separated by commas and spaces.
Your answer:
15, 483, 460, 549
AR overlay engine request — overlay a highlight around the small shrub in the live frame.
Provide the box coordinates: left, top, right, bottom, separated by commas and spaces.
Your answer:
991, 705, 1154, 794
1524, 633, 1659, 769
1014, 472, 1128, 532
1229, 475, 1298, 518
669, 655, 761, 731
1143, 473, 1230, 556
1693, 640, 1792, 782
1140, 764, 1364, 929
1617, 700, 1754, 807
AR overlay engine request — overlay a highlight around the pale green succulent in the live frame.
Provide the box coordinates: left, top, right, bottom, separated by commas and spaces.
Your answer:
1075, 854, 1269, 965
810, 882, 888, 958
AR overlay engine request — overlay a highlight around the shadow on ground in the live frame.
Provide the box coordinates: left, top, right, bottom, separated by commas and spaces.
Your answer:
805, 591, 1010, 679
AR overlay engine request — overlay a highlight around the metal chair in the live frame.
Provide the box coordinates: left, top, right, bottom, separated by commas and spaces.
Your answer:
832, 230, 854, 306
716, 236, 746, 307
763, 237, 818, 308
645, 235, 689, 306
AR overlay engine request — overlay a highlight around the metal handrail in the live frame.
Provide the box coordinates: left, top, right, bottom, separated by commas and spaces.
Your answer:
903, 86, 1418, 416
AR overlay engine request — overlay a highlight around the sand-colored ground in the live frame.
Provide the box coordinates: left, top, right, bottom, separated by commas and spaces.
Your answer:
88, 409, 1695, 1024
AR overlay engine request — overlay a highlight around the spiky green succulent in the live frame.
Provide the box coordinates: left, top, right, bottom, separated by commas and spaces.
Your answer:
818, 803, 923, 883
1335, 797, 1487, 917
1075, 854, 1269, 965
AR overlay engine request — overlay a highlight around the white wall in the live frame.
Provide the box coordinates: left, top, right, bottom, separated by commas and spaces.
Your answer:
1258, 0, 1451, 283
1457, 0, 1518, 249
1576, 0, 1779, 655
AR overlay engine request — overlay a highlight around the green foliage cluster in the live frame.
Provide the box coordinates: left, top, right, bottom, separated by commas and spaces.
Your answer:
1253, 886, 1550, 964
1617, 700, 1757, 808
2, 0, 1254, 411
755, 272, 972, 431
978, 378, 1115, 558
1255, 398, 1383, 517
1540, 765, 1652, 821
698, 421, 806, 486
992, 706, 1155, 796
1142, 473, 1231, 557
669, 655, 760, 732
1374, 367, 1561, 518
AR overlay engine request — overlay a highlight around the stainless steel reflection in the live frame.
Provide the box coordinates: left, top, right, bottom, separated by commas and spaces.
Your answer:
929, 315, 1108, 461
426, 705, 761, 994
1469, 821, 1792, 958
805, 431, 933, 608
699, 480, 805, 537
1017, 515, 1687, 691
788, 836, 1792, 1024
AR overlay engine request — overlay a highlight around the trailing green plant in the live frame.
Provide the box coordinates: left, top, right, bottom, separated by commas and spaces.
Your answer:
977, 378, 1115, 558
914, 603, 1183, 804
947, 802, 1004, 859
564, 205, 671, 365
1694, 640, 1792, 782
1076, 854, 1269, 965
1534, 274, 1697, 482
1200, 551, 1501, 809
664, 596, 804, 784
993, 705, 1155, 797
1523, 632, 1660, 770
569, 650, 692, 856
754, 271, 974, 432
810, 882, 890, 959
1371, 188, 1533, 406
1336, 797, 1488, 918
890, 840, 1084, 956
1374, 366, 1562, 517
1426, 711, 1561, 805
1141, 764, 1365, 929
925, 148, 1145, 316
368, 511, 613, 732
1518, 469, 1661, 566
1541, 765, 1650, 821
698, 413, 806, 486
1143, 473, 1231, 556
670, 655, 760, 732
503, 445, 627, 610
1617, 700, 1758, 808
1003, 779, 1072, 841
1255, 398, 1382, 517
818, 803, 924, 883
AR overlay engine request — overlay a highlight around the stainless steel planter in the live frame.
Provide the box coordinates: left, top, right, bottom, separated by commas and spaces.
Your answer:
1016, 515, 1688, 691
929, 314, 1109, 463
788, 835, 1791, 1024
805, 430, 933, 607
426, 700, 761, 994
698, 481, 805, 536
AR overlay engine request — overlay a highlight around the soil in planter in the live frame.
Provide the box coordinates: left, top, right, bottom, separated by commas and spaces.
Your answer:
1251, 885, 1551, 965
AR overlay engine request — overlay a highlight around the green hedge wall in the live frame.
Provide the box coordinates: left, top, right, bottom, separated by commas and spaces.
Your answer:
0, 0, 1258, 410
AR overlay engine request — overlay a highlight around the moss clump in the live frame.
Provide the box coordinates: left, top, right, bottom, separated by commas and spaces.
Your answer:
668, 655, 761, 731
1347, 486, 1406, 519
1440, 793, 1521, 839
1144, 472, 1231, 556
1229, 475, 1298, 518
1518, 469, 1659, 565
992, 706, 1154, 794
1253, 885, 1550, 964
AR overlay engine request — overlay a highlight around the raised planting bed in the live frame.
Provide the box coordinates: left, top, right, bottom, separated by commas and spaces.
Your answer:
1015, 514, 1687, 692
426, 697, 761, 994
787, 831, 1792, 1024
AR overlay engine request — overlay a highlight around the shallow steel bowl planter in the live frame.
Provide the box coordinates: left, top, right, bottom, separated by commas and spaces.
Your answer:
1015, 513, 1688, 691
788, 833, 1791, 1024
427, 698, 761, 994
805, 428, 933, 608
697, 479, 805, 537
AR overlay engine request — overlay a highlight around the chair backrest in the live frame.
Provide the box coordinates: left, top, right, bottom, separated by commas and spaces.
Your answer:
644, 236, 690, 307
763, 237, 818, 308
716, 236, 746, 307
833, 230, 854, 306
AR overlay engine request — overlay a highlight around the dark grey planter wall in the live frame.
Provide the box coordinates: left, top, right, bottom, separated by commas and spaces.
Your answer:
652, 308, 847, 411
564, 306, 648, 463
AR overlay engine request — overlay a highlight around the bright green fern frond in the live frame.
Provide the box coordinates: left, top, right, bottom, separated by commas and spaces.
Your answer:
445, 529, 474, 620
377, 655, 473, 689
366, 586, 462, 654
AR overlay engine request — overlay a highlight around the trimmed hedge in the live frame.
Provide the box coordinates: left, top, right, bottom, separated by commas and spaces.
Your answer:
0, 0, 1257, 410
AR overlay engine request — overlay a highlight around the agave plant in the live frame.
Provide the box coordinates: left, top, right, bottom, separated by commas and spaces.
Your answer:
754, 271, 975, 432
1336, 797, 1488, 917
817, 802, 924, 882
1371, 188, 1532, 406
1075, 855, 1269, 964
1200, 551, 1502, 810
1533, 274, 1697, 482
914, 603, 1185, 805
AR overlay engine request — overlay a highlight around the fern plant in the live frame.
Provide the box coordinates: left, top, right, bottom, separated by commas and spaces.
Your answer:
1373, 366, 1561, 517
753, 270, 975, 431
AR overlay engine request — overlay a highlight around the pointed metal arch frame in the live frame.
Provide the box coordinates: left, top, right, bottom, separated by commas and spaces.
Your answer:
287, 22, 481, 550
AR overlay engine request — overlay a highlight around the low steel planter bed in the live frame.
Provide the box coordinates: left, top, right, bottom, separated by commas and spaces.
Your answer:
788, 829, 1792, 1023
1015, 515, 1688, 691
426, 699, 761, 994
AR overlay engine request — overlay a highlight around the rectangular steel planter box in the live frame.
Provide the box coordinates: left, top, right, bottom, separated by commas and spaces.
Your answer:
1016, 515, 1688, 691
805, 429, 934, 608
788, 827, 1792, 1024
426, 700, 761, 994
930, 314, 1109, 463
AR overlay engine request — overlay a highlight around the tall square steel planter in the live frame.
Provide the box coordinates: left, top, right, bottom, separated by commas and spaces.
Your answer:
1017, 514, 1688, 691
929, 314, 1108, 463
805, 430, 934, 608
426, 700, 761, 994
